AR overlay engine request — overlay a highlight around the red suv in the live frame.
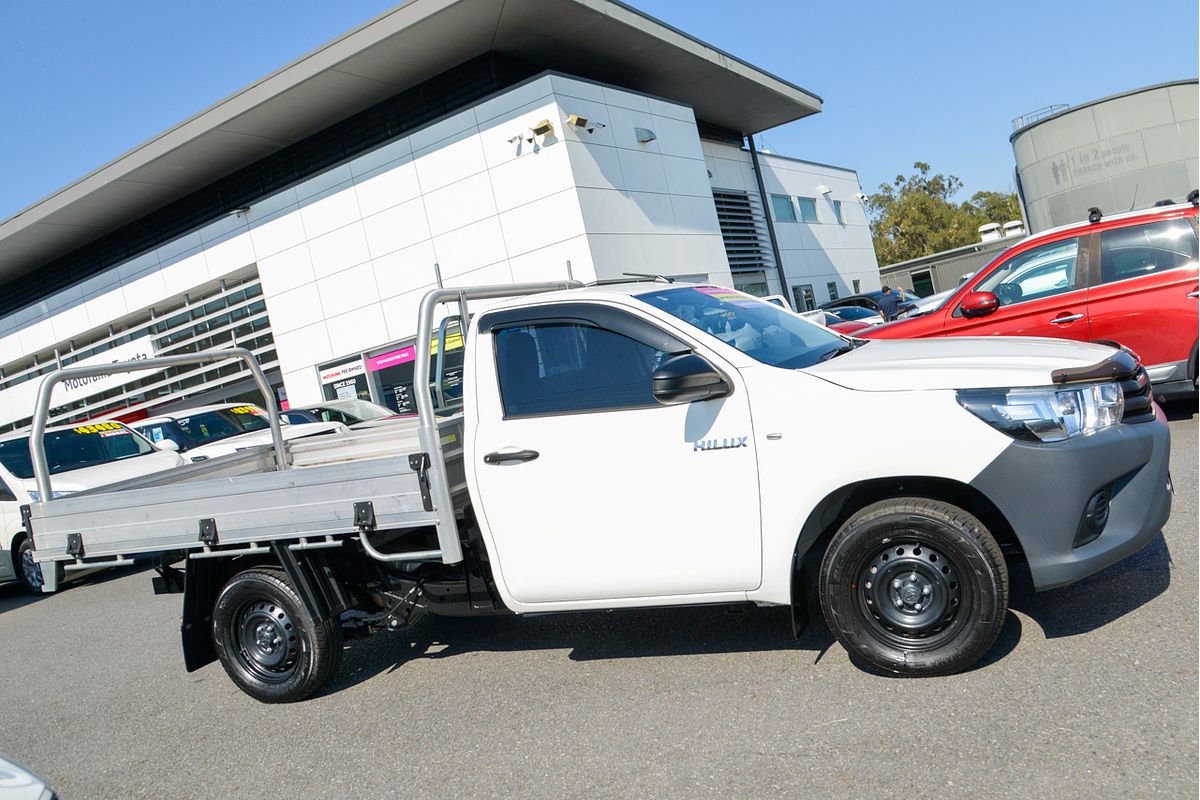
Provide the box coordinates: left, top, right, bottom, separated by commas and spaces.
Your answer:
862, 203, 1199, 399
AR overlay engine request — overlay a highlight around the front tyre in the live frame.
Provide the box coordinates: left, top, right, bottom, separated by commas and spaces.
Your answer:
15, 537, 61, 595
212, 567, 342, 703
819, 498, 1008, 676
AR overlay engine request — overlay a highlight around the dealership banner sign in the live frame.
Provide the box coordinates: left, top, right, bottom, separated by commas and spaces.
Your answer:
52, 336, 162, 405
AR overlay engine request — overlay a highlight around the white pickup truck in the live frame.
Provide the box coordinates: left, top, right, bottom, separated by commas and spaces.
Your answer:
24, 280, 1171, 701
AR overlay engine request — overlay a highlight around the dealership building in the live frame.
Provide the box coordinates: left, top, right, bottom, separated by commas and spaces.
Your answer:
0, 0, 880, 431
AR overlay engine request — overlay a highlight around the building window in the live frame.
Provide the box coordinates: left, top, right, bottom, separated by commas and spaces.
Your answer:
827, 282, 839, 301
733, 271, 770, 297
833, 200, 845, 225
797, 197, 818, 223
852, 279, 861, 294
793, 284, 816, 312
770, 194, 797, 222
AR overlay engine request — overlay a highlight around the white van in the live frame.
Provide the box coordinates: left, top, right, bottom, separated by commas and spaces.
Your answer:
0, 421, 185, 593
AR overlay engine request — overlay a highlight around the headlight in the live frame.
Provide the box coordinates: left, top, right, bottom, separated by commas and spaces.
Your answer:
26, 490, 77, 502
957, 382, 1124, 443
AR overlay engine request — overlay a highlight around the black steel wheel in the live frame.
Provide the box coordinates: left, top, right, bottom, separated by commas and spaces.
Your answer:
819, 497, 1008, 676
212, 567, 342, 703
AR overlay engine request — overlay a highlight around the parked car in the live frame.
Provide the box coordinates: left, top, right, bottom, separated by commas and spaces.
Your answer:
823, 305, 886, 325
861, 203, 1199, 398
895, 286, 958, 319
0, 421, 184, 593
0, 754, 56, 799
819, 288, 922, 316
282, 399, 402, 429
133, 403, 347, 462
813, 311, 872, 336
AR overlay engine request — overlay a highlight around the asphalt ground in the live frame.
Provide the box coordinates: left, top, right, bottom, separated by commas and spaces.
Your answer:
1, 402, 1196, 799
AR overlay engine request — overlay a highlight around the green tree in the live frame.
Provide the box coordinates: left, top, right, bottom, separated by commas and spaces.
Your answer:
867, 162, 1021, 266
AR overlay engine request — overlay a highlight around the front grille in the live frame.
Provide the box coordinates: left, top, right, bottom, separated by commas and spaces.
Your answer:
1121, 366, 1154, 422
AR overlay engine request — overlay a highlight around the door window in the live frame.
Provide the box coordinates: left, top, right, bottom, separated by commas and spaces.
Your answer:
976, 238, 1079, 307
494, 323, 669, 417
1098, 219, 1197, 284
0, 474, 15, 502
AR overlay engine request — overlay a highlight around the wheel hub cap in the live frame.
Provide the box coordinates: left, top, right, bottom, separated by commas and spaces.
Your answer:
859, 542, 963, 642
235, 601, 298, 680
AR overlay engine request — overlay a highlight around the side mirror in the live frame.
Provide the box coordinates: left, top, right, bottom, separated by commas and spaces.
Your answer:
156, 439, 180, 453
652, 353, 731, 405
960, 291, 999, 318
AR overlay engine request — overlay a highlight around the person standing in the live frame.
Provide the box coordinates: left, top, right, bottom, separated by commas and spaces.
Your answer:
878, 285, 901, 320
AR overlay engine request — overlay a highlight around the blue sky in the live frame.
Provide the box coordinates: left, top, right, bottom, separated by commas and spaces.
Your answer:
1, 0, 1196, 221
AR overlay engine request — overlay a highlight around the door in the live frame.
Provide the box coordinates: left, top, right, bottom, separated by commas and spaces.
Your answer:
0, 474, 18, 583
945, 236, 1091, 341
469, 307, 762, 605
1085, 215, 1198, 370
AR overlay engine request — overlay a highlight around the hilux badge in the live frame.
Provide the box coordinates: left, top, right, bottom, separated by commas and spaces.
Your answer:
693, 436, 748, 452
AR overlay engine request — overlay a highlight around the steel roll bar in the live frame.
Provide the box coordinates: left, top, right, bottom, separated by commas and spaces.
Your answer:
30, 347, 287, 503
414, 280, 581, 564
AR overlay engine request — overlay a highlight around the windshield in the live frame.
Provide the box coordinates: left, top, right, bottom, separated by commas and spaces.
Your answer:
312, 399, 393, 422
829, 306, 877, 321
173, 406, 270, 446
638, 286, 851, 369
0, 423, 155, 479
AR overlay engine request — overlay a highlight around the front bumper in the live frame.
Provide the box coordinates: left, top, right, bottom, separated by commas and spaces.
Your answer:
970, 408, 1172, 590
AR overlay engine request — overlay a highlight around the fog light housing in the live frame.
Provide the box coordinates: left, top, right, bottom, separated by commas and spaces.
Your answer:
1073, 488, 1111, 548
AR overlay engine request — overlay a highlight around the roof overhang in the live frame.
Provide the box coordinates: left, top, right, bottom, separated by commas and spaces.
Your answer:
0, 0, 821, 283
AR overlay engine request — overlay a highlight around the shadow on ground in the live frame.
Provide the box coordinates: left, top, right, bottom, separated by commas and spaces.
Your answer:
1161, 396, 1197, 421
328, 527, 1171, 692
0, 562, 152, 616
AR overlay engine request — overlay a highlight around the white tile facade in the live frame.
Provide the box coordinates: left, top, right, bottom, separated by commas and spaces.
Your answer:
0, 72, 869, 423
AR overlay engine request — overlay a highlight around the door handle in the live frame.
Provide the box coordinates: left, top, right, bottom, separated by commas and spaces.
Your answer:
1050, 313, 1085, 324
483, 449, 539, 464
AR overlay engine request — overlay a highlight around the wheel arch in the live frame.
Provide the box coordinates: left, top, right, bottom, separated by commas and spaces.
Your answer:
8, 529, 28, 567
789, 476, 1021, 634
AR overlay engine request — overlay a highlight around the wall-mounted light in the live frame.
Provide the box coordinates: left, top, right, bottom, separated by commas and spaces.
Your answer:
229, 206, 251, 217
816, 185, 833, 195
530, 119, 555, 137
634, 127, 657, 143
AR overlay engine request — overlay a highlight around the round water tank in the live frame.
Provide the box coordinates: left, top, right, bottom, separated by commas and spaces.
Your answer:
1010, 80, 1198, 232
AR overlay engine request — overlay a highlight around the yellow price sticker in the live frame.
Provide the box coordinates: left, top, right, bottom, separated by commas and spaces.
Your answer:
72, 422, 122, 434
229, 406, 262, 415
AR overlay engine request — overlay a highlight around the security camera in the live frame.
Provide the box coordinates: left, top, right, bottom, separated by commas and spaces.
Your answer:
854, 192, 868, 203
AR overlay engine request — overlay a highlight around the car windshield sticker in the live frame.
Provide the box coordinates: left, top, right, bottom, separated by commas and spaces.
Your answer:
229, 406, 264, 415
72, 422, 122, 434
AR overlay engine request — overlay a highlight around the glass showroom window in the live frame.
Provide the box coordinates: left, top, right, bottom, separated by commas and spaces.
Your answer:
797, 197, 818, 223
771, 194, 797, 222
833, 200, 845, 225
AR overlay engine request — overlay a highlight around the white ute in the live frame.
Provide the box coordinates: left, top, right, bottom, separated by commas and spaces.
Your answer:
133, 403, 347, 462
0, 422, 184, 593
23, 281, 1171, 701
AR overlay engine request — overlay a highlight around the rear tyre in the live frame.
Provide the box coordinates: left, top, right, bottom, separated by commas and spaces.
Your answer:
818, 497, 1008, 676
212, 567, 343, 703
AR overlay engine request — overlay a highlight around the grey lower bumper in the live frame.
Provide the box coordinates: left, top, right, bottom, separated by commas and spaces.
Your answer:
971, 409, 1172, 591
